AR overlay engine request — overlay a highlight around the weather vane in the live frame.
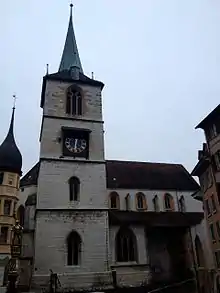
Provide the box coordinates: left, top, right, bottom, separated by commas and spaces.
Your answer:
13, 94, 17, 109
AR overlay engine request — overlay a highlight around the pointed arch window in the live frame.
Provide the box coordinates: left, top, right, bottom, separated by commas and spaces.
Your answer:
116, 227, 137, 262
136, 192, 147, 210
195, 235, 205, 267
67, 231, 81, 266
69, 177, 80, 201
17, 205, 25, 226
164, 193, 174, 211
153, 195, 159, 212
66, 85, 82, 116
179, 196, 186, 212
109, 192, 120, 209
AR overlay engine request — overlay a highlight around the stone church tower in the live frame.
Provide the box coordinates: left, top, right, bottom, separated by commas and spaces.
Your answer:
0, 106, 22, 260
33, 4, 108, 282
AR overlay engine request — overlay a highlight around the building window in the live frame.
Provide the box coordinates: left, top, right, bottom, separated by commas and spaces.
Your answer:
215, 151, 220, 170
0, 227, 8, 244
109, 192, 120, 209
0, 173, 4, 185
195, 235, 205, 267
116, 227, 137, 262
164, 193, 174, 211
4, 200, 11, 216
68, 177, 80, 201
205, 199, 211, 216
125, 194, 130, 211
17, 205, 25, 226
210, 224, 216, 242
211, 194, 217, 213
179, 196, 186, 212
136, 192, 147, 210
215, 251, 220, 268
66, 86, 82, 116
67, 231, 81, 266
152, 195, 159, 212
8, 174, 15, 186
216, 222, 220, 239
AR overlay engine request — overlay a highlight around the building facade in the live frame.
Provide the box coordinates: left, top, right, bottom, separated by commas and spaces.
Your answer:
192, 104, 220, 291
13, 5, 216, 293
0, 107, 22, 283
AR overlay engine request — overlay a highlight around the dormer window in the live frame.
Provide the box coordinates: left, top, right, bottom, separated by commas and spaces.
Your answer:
66, 85, 82, 116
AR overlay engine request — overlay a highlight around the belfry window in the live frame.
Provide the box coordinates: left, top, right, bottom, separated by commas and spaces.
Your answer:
66, 86, 82, 116
67, 231, 81, 266
116, 227, 137, 262
69, 177, 80, 201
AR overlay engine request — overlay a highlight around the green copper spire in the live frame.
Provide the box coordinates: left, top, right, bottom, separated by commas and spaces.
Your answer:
59, 4, 83, 73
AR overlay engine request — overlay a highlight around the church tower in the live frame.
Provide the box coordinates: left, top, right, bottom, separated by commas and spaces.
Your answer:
33, 5, 109, 281
0, 106, 22, 260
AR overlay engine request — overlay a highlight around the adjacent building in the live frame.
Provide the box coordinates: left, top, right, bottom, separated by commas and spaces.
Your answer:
192, 104, 220, 291
0, 107, 22, 283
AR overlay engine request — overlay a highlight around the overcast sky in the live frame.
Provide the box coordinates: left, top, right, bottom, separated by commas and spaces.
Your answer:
1, 0, 220, 175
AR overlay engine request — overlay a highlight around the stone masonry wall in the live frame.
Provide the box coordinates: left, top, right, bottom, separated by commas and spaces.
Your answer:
34, 210, 109, 275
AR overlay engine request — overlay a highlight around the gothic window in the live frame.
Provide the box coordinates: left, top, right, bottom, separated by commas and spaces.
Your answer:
66, 86, 82, 116
116, 227, 137, 262
136, 192, 147, 210
4, 200, 11, 216
195, 236, 205, 267
0, 227, 8, 244
179, 196, 186, 212
109, 192, 120, 209
69, 177, 80, 201
153, 195, 159, 212
17, 205, 25, 226
164, 193, 174, 211
67, 231, 81, 266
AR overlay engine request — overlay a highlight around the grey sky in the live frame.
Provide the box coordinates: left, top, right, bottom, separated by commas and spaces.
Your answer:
1, 0, 220, 175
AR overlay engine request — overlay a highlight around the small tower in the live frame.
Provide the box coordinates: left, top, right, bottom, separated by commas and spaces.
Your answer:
0, 106, 22, 260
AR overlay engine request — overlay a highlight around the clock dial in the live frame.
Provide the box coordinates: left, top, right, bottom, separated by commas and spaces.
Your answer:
65, 138, 87, 154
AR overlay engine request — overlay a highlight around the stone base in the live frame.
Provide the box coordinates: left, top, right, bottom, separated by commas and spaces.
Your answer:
31, 269, 152, 292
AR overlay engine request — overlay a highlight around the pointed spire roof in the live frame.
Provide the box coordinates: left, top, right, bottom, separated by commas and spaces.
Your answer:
0, 107, 22, 175
59, 4, 83, 73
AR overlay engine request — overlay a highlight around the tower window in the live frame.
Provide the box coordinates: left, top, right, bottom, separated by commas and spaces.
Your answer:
0, 227, 8, 244
67, 231, 81, 266
109, 192, 120, 209
0, 173, 4, 185
116, 227, 137, 262
4, 200, 11, 216
69, 177, 80, 201
66, 86, 82, 116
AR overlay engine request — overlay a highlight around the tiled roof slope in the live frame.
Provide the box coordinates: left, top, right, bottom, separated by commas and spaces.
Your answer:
20, 160, 199, 191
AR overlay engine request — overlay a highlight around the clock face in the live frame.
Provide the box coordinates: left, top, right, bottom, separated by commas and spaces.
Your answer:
65, 138, 87, 154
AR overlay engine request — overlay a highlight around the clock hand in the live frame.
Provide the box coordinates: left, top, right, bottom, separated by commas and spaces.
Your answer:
74, 139, 78, 151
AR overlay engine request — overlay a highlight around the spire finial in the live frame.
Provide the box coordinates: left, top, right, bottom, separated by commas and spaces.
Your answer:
70, 2, 73, 17
46, 64, 49, 75
13, 94, 17, 109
